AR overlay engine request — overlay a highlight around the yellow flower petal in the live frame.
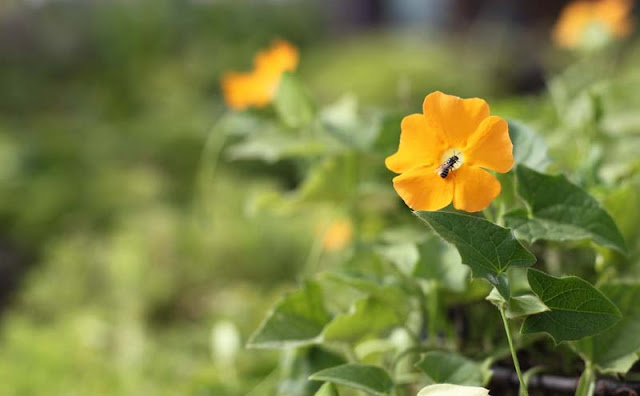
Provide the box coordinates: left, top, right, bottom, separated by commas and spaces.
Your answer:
453, 166, 501, 212
553, 0, 634, 48
254, 40, 299, 76
392, 165, 454, 211
423, 91, 490, 149
221, 40, 299, 109
221, 71, 256, 110
464, 116, 514, 173
385, 114, 446, 174
321, 218, 353, 252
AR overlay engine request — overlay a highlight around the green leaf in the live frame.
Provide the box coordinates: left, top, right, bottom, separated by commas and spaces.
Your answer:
415, 211, 536, 298
373, 112, 403, 156
322, 296, 399, 342
521, 269, 621, 343
274, 72, 315, 128
314, 383, 339, 396
571, 283, 640, 374
506, 294, 549, 319
414, 237, 471, 292
486, 287, 506, 309
507, 120, 551, 170
226, 129, 325, 163
281, 347, 346, 396
415, 351, 489, 387
505, 165, 627, 253
375, 243, 419, 276
292, 155, 356, 204
320, 94, 380, 150
309, 364, 394, 396
247, 281, 331, 348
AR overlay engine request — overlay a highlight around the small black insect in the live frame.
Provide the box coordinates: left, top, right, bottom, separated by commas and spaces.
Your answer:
437, 155, 459, 178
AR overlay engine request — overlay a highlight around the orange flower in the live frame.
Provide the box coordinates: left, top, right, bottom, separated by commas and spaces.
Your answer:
321, 218, 353, 252
221, 41, 299, 110
385, 91, 514, 213
553, 0, 634, 49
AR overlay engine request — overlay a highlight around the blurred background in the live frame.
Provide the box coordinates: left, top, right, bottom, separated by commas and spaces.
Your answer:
0, 0, 637, 395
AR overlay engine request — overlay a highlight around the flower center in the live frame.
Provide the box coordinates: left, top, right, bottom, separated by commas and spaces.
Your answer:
436, 148, 464, 178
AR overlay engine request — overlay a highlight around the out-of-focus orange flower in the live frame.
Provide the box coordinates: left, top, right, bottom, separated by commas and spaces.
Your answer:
221, 41, 299, 110
553, 0, 634, 49
321, 218, 353, 252
385, 91, 514, 213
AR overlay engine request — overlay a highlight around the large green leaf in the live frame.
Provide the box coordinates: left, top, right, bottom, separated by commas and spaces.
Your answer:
571, 283, 640, 373
507, 120, 551, 170
309, 364, 394, 396
415, 211, 536, 298
274, 72, 315, 128
505, 165, 626, 253
248, 281, 331, 348
521, 269, 621, 343
322, 296, 399, 342
415, 351, 489, 386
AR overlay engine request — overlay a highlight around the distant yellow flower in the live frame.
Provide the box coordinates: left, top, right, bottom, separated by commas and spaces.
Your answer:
321, 218, 353, 252
553, 0, 634, 49
386, 91, 514, 213
221, 40, 299, 110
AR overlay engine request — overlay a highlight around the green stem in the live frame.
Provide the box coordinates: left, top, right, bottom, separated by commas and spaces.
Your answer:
575, 362, 596, 396
499, 306, 529, 396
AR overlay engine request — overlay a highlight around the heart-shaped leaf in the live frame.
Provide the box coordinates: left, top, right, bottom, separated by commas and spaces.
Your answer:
505, 165, 626, 253
521, 269, 621, 343
415, 211, 536, 298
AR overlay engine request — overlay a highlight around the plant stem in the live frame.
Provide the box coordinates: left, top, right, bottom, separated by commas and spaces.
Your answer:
499, 306, 529, 396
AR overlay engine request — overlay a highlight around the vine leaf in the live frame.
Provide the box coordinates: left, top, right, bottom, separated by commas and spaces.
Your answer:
521, 269, 621, 344
571, 283, 640, 374
247, 281, 330, 348
505, 165, 626, 253
309, 364, 394, 396
415, 211, 536, 298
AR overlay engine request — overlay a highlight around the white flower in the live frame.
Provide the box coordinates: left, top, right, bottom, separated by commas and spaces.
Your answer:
418, 384, 491, 396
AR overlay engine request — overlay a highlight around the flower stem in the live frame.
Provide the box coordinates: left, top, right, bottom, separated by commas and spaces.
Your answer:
499, 306, 529, 396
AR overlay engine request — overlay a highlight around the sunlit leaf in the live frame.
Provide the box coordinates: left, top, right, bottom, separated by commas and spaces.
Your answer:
506, 294, 549, 319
